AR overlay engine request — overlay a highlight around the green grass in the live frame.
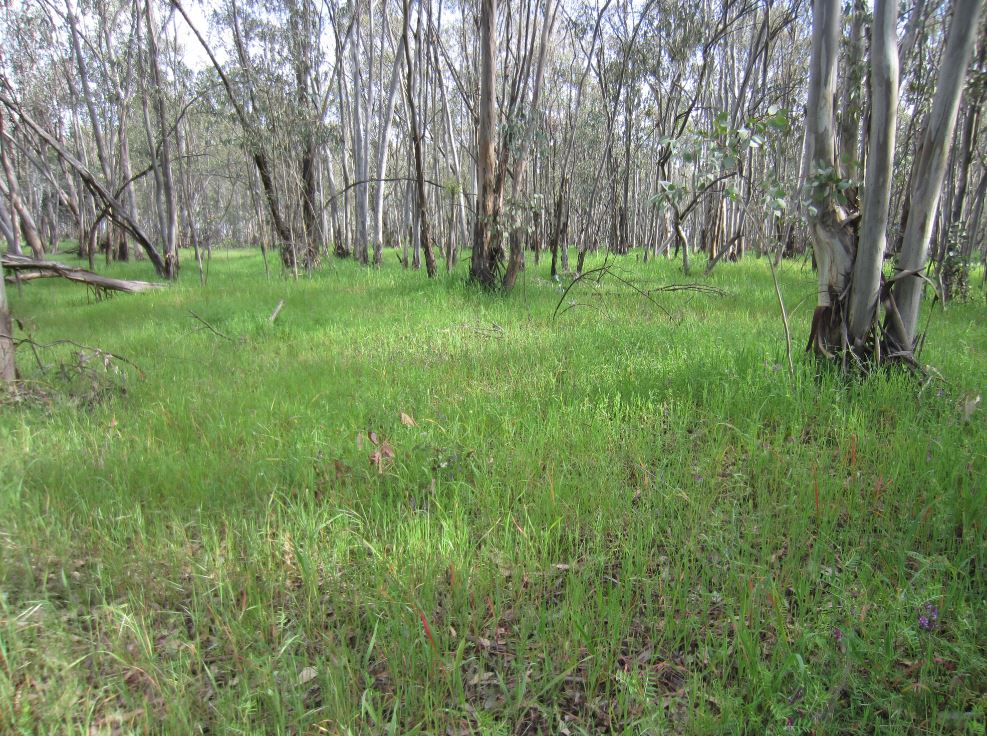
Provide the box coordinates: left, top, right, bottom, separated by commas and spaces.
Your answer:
1, 249, 985, 734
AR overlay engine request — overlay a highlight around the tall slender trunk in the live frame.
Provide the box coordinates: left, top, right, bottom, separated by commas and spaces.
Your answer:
805, 0, 855, 353
403, 0, 436, 277
115, 111, 136, 261
0, 198, 15, 252
176, 118, 205, 284
838, 0, 866, 182
372, 31, 405, 266
470, 0, 499, 287
350, 14, 370, 264
847, 0, 898, 347
502, 0, 558, 290
434, 34, 469, 260
890, 0, 984, 350
0, 145, 43, 259
963, 167, 987, 260
0, 255, 14, 381
947, 72, 984, 243
144, 0, 179, 278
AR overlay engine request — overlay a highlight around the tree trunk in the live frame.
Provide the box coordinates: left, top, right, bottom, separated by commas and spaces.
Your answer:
0, 198, 15, 253
502, 0, 558, 290
372, 32, 405, 266
847, 0, 898, 348
350, 15, 371, 265
403, 0, 436, 278
434, 37, 469, 263
470, 0, 499, 287
838, 1, 866, 182
0, 255, 13, 381
144, 0, 179, 279
805, 0, 855, 355
889, 0, 984, 351
963, 167, 987, 261
0, 113, 44, 259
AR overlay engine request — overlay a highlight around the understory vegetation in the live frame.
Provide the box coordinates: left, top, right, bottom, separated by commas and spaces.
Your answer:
1, 251, 985, 734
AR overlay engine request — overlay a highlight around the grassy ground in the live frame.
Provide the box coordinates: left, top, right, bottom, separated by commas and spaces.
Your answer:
0, 249, 985, 735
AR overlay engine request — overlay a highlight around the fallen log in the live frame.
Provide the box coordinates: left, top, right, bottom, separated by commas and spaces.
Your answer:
4, 270, 52, 283
2, 255, 166, 294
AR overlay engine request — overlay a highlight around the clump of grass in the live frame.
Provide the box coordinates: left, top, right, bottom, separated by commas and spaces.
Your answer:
1, 251, 984, 734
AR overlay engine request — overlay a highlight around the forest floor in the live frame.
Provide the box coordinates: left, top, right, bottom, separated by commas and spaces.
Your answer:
1, 250, 985, 734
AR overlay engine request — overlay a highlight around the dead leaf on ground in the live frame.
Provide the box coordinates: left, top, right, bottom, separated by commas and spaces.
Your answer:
298, 666, 318, 685
370, 440, 396, 474
400, 412, 417, 427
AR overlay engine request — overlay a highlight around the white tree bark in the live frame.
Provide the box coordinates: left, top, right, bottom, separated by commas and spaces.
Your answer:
371, 30, 404, 266
848, 0, 898, 346
350, 3, 374, 264
806, 0, 853, 312
0, 198, 15, 252
0, 254, 13, 381
892, 0, 984, 349
0, 115, 45, 259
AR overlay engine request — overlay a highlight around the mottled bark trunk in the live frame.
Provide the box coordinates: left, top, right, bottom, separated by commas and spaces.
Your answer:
806, 0, 855, 355
470, 0, 500, 287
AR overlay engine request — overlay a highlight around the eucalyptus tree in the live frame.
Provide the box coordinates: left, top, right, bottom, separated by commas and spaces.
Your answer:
0, 110, 45, 258
0, 256, 12, 381
371, 11, 405, 266
3, 0, 987, 298
805, 0, 983, 361
140, 0, 178, 278
468, 0, 558, 289
470, 0, 498, 286
543, 0, 613, 278
171, 0, 339, 270
60, 0, 146, 262
634, 0, 775, 272
402, 0, 437, 276
0, 0, 172, 275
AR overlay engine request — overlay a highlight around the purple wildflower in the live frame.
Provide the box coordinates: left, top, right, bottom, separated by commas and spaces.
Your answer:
918, 603, 939, 631
833, 627, 844, 643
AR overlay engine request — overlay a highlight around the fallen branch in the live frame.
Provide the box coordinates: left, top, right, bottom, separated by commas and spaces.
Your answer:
554, 264, 672, 322
2, 255, 165, 294
188, 311, 237, 342
269, 299, 285, 323
4, 270, 53, 283
553, 261, 724, 323
2, 327, 145, 380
